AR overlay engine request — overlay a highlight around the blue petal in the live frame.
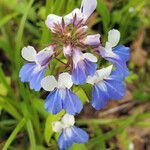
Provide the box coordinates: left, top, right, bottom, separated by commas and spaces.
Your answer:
91, 83, 109, 110
107, 57, 129, 77
58, 128, 74, 150
63, 89, 83, 115
72, 61, 87, 85
29, 68, 46, 91
110, 69, 126, 81
113, 45, 130, 62
104, 78, 125, 100
72, 60, 97, 85
19, 63, 46, 91
58, 126, 89, 150
19, 63, 36, 82
44, 89, 63, 114
84, 59, 97, 76
71, 126, 89, 144
58, 132, 66, 150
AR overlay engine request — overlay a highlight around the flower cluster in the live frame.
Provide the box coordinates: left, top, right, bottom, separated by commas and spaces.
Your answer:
19, 0, 130, 149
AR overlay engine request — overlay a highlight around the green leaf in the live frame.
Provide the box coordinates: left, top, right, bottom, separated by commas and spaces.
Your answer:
26, 120, 36, 150
39, 0, 53, 48
0, 38, 12, 55
73, 86, 89, 104
0, 98, 21, 120
0, 13, 19, 28
0, 77, 10, 96
97, 0, 110, 32
69, 144, 87, 150
66, 0, 75, 13
0, 0, 17, 10
15, 0, 34, 72
21, 103, 36, 149
0, 120, 17, 126
0, 66, 13, 95
81, 84, 92, 101
32, 99, 48, 118
44, 110, 65, 145
53, 0, 66, 15
3, 118, 26, 150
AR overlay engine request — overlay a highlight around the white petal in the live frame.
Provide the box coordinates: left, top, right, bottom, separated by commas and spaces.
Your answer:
21, 46, 37, 62
45, 14, 62, 31
103, 42, 118, 58
41, 76, 57, 91
96, 65, 113, 80
64, 8, 81, 25
52, 121, 63, 132
58, 73, 73, 89
105, 42, 112, 52
86, 75, 98, 85
81, 34, 100, 46
87, 65, 113, 84
61, 114, 75, 127
80, 0, 97, 21
83, 53, 97, 62
108, 29, 120, 47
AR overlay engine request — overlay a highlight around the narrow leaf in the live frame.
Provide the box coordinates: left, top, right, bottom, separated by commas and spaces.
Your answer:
3, 118, 26, 150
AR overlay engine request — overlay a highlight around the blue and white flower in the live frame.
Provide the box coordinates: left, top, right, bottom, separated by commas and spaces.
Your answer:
96, 29, 130, 77
72, 48, 98, 85
52, 114, 89, 150
19, 45, 56, 91
41, 73, 83, 115
45, 0, 97, 31
87, 65, 126, 110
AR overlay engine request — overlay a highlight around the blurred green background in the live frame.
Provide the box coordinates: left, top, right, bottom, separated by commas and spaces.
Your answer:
0, 0, 150, 149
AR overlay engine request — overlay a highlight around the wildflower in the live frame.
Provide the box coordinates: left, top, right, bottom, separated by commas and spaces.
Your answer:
45, 0, 99, 84
52, 114, 89, 150
19, 45, 56, 91
41, 73, 83, 115
87, 65, 125, 110
96, 29, 130, 77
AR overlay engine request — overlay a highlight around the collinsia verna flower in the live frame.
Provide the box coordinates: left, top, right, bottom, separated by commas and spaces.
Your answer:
52, 114, 89, 150
19, 0, 130, 149
87, 65, 125, 110
41, 73, 83, 115
96, 29, 130, 77
19, 45, 56, 91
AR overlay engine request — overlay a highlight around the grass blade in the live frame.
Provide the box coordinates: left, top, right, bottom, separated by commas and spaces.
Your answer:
97, 0, 110, 33
2, 118, 26, 150
26, 120, 36, 150
0, 98, 21, 120
15, 0, 34, 73
0, 13, 19, 28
